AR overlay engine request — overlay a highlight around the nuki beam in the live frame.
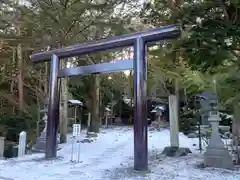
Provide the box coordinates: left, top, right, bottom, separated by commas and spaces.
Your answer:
58, 59, 133, 77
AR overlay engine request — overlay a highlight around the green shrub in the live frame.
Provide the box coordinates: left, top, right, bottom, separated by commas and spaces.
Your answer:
0, 113, 38, 158
179, 117, 198, 134
0, 113, 36, 142
179, 109, 198, 134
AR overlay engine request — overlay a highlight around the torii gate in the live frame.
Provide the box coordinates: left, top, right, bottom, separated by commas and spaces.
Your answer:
30, 25, 181, 170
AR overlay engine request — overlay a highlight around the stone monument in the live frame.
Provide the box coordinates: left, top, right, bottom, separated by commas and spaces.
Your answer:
32, 98, 60, 153
18, 131, 27, 157
32, 112, 48, 152
162, 95, 192, 157
204, 100, 233, 169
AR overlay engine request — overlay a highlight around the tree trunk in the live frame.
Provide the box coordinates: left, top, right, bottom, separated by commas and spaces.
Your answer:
167, 0, 183, 113
16, 6, 24, 113
44, 62, 48, 95
129, 70, 133, 124
59, 61, 68, 143
233, 105, 240, 164
17, 43, 24, 112
233, 106, 240, 145
88, 75, 100, 133
36, 87, 40, 137
11, 48, 16, 114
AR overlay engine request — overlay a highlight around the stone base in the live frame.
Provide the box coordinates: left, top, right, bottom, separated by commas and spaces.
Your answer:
32, 147, 61, 153
32, 132, 60, 153
86, 132, 98, 138
150, 120, 169, 131
32, 148, 46, 153
162, 146, 192, 157
204, 147, 233, 169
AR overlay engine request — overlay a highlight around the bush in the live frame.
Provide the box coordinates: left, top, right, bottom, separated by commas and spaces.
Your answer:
0, 113, 38, 158
0, 113, 36, 142
4, 142, 18, 158
179, 117, 198, 135
179, 109, 198, 134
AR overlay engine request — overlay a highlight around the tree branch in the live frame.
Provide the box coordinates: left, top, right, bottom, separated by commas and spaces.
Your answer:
36, 0, 59, 24
71, 0, 121, 40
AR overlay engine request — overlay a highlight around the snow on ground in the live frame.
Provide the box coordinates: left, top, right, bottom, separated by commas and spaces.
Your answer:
0, 126, 240, 180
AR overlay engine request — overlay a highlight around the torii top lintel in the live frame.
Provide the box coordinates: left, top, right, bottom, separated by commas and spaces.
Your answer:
30, 25, 181, 63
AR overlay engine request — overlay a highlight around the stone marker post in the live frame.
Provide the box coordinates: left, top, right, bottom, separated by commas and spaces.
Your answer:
204, 111, 233, 169
169, 95, 179, 147
0, 137, 5, 159
18, 131, 27, 157
162, 95, 191, 157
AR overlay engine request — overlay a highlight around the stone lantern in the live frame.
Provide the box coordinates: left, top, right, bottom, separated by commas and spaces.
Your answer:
68, 99, 83, 124
32, 97, 60, 153
204, 100, 233, 169
104, 106, 111, 127
155, 105, 164, 121
151, 105, 165, 130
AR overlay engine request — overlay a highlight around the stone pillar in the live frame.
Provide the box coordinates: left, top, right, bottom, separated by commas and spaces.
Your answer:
18, 131, 27, 157
0, 137, 5, 159
204, 112, 233, 169
32, 113, 48, 153
32, 112, 60, 153
169, 95, 179, 147
162, 95, 191, 157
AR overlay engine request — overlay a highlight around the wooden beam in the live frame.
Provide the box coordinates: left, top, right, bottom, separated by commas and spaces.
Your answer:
58, 59, 133, 77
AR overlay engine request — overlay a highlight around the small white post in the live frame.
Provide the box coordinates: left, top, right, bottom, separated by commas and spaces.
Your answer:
71, 124, 81, 162
0, 137, 5, 159
18, 131, 27, 157
169, 95, 179, 147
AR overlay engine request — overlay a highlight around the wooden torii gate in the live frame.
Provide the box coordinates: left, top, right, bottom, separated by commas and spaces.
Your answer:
30, 25, 181, 170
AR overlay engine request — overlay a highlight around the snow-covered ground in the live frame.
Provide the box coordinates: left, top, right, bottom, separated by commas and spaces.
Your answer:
0, 127, 240, 180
